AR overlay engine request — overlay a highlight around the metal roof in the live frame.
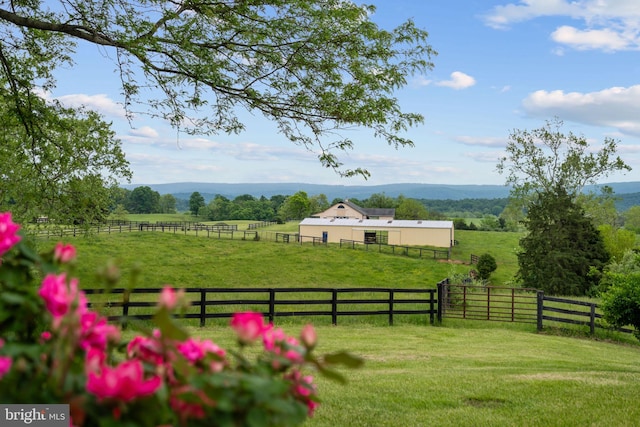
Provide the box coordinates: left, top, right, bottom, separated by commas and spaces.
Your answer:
299, 218, 453, 229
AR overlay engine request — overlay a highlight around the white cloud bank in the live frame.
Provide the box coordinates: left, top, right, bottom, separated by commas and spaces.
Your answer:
483, 0, 640, 51
522, 84, 640, 136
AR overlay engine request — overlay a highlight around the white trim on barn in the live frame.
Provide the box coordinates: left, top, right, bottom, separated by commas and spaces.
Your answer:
298, 218, 454, 248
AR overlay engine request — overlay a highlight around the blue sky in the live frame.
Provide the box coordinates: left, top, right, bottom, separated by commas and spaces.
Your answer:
46, 0, 640, 187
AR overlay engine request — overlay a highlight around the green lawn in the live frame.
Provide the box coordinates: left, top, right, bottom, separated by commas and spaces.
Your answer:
187, 324, 640, 427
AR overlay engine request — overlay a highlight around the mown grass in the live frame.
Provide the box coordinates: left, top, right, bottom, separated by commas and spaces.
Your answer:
180, 324, 640, 427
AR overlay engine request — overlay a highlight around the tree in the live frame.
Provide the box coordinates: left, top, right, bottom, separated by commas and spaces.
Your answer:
279, 191, 311, 221
159, 194, 177, 214
395, 197, 428, 220
207, 195, 231, 221
365, 193, 396, 208
600, 273, 640, 341
128, 186, 160, 214
598, 224, 637, 263
0, 1, 435, 178
308, 194, 330, 216
497, 118, 631, 201
0, 94, 131, 224
189, 192, 206, 216
476, 254, 497, 282
623, 206, 640, 232
517, 187, 609, 296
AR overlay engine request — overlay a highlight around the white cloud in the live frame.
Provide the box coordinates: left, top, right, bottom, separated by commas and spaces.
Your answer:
522, 84, 640, 136
483, 0, 640, 51
436, 72, 476, 90
455, 136, 507, 147
128, 126, 159, 138
551, 25, 632, 51
413, 76, 433, 87
55, 93, 128, 118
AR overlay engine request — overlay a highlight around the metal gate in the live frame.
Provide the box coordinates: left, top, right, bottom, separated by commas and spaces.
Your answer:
437, 281, 540, 325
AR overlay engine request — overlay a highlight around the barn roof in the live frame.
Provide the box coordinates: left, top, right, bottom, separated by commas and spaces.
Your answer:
299, 218, 453, 229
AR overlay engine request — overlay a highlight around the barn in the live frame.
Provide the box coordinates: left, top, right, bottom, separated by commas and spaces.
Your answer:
298, 218, 454, 248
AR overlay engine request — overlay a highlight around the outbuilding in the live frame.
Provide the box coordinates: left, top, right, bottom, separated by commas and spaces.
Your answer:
298, 218, 454, 249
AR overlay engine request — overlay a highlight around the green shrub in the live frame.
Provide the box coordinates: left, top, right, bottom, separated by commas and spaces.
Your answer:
600, 272, 640, 340
476, 253, 497, 281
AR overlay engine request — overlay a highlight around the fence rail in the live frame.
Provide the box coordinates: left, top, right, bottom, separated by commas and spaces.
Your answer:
84, 287, 438, 328
339, 239, 450, 260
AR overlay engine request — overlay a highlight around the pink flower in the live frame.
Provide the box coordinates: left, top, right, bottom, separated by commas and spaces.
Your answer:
127, 330, 164, 365
230, 312, 270, 344
177, 338, 226, 371
0, 355, 12, 379
0, 212, 21, 258
158, 286, 184, 310
300, 324, 317, 349
79, 311, 120, 351
263, 327, 305, 364
86, 359, 161, 402
286, 370, 319, 417
38, 273, 86, 321
53, 242, 76, 263
85, 348, 106, 374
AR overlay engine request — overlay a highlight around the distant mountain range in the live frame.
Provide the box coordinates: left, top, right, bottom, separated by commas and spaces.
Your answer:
122, 181, 640, 202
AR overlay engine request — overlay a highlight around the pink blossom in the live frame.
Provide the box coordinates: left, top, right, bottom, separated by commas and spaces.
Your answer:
231, 312, 269, 344
0, 355, 12, 379
0, 212, 21, 258
53, 242, 77, 264
263, 327, 305, 364
85, 348, 106, 374
38, 273, 86, 321
286, 370, 318, 417
127, 333, 164, 365
86, 359, 161, 402
300, 324, 317, 349
158, 286, 184, 310
79, 311, 120, 351
177, 338, 226, 371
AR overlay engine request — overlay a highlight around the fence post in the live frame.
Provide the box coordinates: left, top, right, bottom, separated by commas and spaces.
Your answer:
590, 304, 596, 334
536, 291, 544, 331
200, 290, 206, 327
429, 289, 435, 325
436, 280, 445, 323
388, 290, 394, 326
122, 290, 130, 330
331, 290, 338, 326
269, 289, 275, 323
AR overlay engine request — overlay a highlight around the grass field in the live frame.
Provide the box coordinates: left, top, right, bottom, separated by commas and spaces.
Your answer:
32, 225, 640, 426
186, 324, 640, 427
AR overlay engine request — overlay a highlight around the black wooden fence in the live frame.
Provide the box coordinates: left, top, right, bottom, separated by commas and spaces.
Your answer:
84, 287, 438, 328
339, 239, 450, 260
83, 281, 636, 336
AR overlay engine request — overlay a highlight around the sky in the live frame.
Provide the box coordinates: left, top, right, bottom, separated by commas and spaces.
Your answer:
47, 0, 640, 187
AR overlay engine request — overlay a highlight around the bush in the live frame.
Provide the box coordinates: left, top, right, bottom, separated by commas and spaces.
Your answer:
600, 272, 640, 340
476, 253, 497, 281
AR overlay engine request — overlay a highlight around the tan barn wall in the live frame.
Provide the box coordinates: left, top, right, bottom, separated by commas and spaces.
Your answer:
314, 204, 364, 219
299, 224, 453, 248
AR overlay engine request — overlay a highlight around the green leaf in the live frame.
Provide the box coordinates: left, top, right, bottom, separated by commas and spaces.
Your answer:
152, 307, 189, 341
322, 350, 365, 368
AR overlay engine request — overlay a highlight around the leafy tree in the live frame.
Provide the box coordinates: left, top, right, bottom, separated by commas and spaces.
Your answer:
0, 1, 435, 178
395, 197, 428, 220
309, 194, 330, 216
279, 191, 311, 220
623, 206, 640, 232
577, 186, 619, 228
365, 193, 396, 208
189, 192, 206, 216
600, 273, 640, 341
497, 118, 630, 201
128, 186, 161, 214
159, 194, 177, 214
598, 224, 637, 263
111, 204, 129, 222
207, 195, 231, 221
517, 187, 609, 296
0, 94, 131, 224
476, 254, 497, 282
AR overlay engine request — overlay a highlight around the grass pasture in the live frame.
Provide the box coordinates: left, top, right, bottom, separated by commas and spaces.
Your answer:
185, 324, 640, 427
34, 227, 640, 426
